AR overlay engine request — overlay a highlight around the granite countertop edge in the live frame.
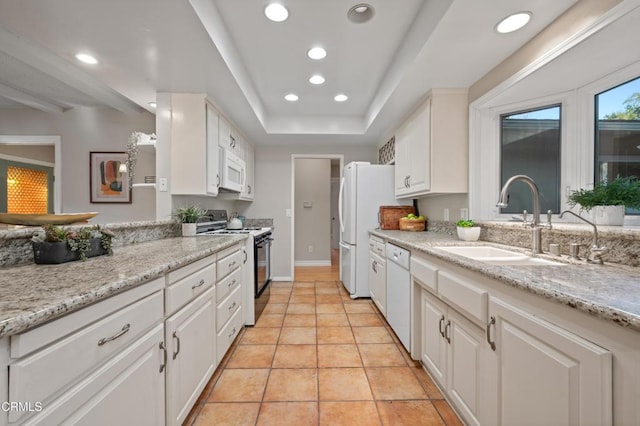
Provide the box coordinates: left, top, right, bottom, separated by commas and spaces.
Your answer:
0, 234, 246, 338
370, 229, 640, 333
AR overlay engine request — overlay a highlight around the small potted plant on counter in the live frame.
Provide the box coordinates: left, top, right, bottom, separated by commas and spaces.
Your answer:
456, 219, 481, 241
175, 205, 206, 236
31, 224, 114, 264
568, 176, 640, 225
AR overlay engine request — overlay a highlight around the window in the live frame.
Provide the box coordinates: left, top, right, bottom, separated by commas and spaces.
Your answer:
595, 76, 640, 214
500, 105, 561, 214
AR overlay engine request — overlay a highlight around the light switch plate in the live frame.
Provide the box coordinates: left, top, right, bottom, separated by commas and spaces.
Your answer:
159, 178, 168, 192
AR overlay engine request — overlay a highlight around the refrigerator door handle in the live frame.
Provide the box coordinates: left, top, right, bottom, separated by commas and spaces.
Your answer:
339, 241, 350, 250
338, 176, 345, 233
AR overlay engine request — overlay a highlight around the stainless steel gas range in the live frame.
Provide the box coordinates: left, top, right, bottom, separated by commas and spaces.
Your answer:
195, 210, 272, 325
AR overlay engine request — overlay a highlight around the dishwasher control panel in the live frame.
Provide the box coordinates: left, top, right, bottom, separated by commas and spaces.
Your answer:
386, 243, 410, 269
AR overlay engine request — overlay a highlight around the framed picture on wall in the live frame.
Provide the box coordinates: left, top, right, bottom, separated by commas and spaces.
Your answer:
89, 152, 131, 203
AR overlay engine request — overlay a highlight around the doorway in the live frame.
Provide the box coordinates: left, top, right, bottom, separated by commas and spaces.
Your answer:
291, 154, 344, 280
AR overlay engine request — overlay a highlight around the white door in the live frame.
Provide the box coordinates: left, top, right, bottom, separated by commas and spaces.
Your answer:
339, 242, 355, 295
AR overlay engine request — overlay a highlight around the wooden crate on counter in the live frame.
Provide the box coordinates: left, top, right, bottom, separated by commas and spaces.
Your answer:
379, 206, 415, 230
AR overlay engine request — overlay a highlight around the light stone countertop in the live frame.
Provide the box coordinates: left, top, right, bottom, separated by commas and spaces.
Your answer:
370, 230, 640, 333
0, 234, 246, 338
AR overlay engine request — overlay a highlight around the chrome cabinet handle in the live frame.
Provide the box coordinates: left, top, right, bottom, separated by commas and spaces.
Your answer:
172, 331, 181, 360
372, 260, 377, 273
98, 323, 130, 346
486, 316, 496, 351
216, 173, 220, 187
228, 301, 237, 311
192, 279, 206, 290
228, 327, 237, 339
248, 185, 252, 194
159, 342, 167, 373
444, 320, 451, 344
228, 279, 236, 288
229, 261, 237, 268
243, 249, 248, 264
438, 315, 445, 338
407, 175, 411, 187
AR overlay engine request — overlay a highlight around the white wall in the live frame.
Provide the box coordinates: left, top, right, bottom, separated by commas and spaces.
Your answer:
294, 159, 330, 264
0, 144, 55, 163
0, 107, 156, 224
242, 143, 376, 280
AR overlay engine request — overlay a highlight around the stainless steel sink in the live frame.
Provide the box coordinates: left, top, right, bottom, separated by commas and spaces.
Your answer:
434, 245, 565, 266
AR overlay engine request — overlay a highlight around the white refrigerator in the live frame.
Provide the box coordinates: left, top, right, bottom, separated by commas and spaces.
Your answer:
339, 162, 410, 298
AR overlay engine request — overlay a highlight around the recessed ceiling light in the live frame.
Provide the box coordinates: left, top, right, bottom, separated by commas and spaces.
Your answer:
285, 93, 299, 102
148, 102, 157, 108
265, 3, 289, 22
495, 12, 532, 34
309, 75, 325, 85
334, 94, 348, 102
307, 47, 327, 60
348, 4, 375, 23
75, 53, 98, 64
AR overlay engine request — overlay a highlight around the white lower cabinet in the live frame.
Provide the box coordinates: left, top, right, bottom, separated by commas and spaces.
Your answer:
369, 251, 386, 316
489, 297, 612, 426
165, 287, 216, 426
24, 325, 165, 426
421, 288, 490, 426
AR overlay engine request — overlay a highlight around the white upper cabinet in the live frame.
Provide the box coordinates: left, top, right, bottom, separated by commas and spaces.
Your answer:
218, 116, 242, 157
394, 89, 468, 198
169, 94, 220, 196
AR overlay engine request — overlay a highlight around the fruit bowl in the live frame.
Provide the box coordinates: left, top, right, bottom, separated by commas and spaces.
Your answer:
399, 217, 425, 231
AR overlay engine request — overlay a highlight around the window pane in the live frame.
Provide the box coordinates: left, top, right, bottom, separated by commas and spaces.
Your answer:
595, 76, 640, 214
500, 105, 561, 214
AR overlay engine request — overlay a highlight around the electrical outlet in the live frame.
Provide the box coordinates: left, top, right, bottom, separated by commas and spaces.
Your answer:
444, 208, 450, 221
308, 245, 313, 253
460, 208, 469, 220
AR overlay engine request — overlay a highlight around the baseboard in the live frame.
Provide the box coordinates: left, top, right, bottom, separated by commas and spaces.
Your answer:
294, 260, 331, 267
272, 276, 293, 282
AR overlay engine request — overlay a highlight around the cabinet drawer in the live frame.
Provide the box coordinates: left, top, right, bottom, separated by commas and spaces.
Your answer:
411, 256, 438, 293
438, 270, 488, 324
217, 286, 242, 332
166, 263, 216, 315
217, 306, 243, 364
9, 290, 163, 410
216, 247, 243, 281
167, 254, 216, 285
217, 266, 242, 303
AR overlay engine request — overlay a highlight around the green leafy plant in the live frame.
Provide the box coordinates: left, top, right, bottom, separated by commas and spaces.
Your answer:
175, 205, 206, 223
32, 224, 114, 260
568, 176, 640, 211
456, 219, 477, 228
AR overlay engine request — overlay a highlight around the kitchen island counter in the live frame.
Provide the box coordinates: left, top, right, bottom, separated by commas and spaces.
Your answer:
0, 235, 246, 338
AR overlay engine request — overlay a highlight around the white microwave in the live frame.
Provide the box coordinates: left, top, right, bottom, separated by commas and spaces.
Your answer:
219, 147, 245, 192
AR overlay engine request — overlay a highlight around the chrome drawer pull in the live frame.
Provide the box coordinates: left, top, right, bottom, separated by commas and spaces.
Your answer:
192, 279, 206, 290
438, 315, 445, 338
159, 342, 167, 373
228, 301, 237, 311
243, 249, 248, 264
228, 327, 237, 339
486, 316, 496, 351
228, 279, 236, 288
444, 320, 451, 344
172, 331, 181, 360
229, 261, 237, 268
98, 323, 130, 346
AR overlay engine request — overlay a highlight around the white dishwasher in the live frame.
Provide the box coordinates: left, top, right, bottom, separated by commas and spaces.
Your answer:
386, 243, 411, 352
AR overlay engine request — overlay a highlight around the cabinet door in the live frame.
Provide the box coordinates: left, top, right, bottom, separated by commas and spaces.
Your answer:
394, 120, 411, 197
244, 142, 254, 200
206, 104, 220, 196
369, 254, 385, 316
165, 287, 216, 426
407, 98, 431, 194
490, 297, 612, 426
25, 325, 165, 426
447, 309, 485, 426
421, 289, 447, 385
218, 116, 231, 149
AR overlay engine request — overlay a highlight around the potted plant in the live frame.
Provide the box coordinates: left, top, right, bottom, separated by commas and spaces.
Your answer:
175, 205, 206, 236
456, 219, 481, 241
568, 176, 640, 225
31, 224, 114, 264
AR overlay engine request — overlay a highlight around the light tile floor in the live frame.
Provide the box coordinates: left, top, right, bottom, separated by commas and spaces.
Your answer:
185, 280, 462, 426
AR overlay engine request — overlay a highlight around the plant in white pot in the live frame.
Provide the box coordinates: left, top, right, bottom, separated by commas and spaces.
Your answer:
175, 205, 206, 236
568, 176, 640, 225
456, 219, 481, 241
